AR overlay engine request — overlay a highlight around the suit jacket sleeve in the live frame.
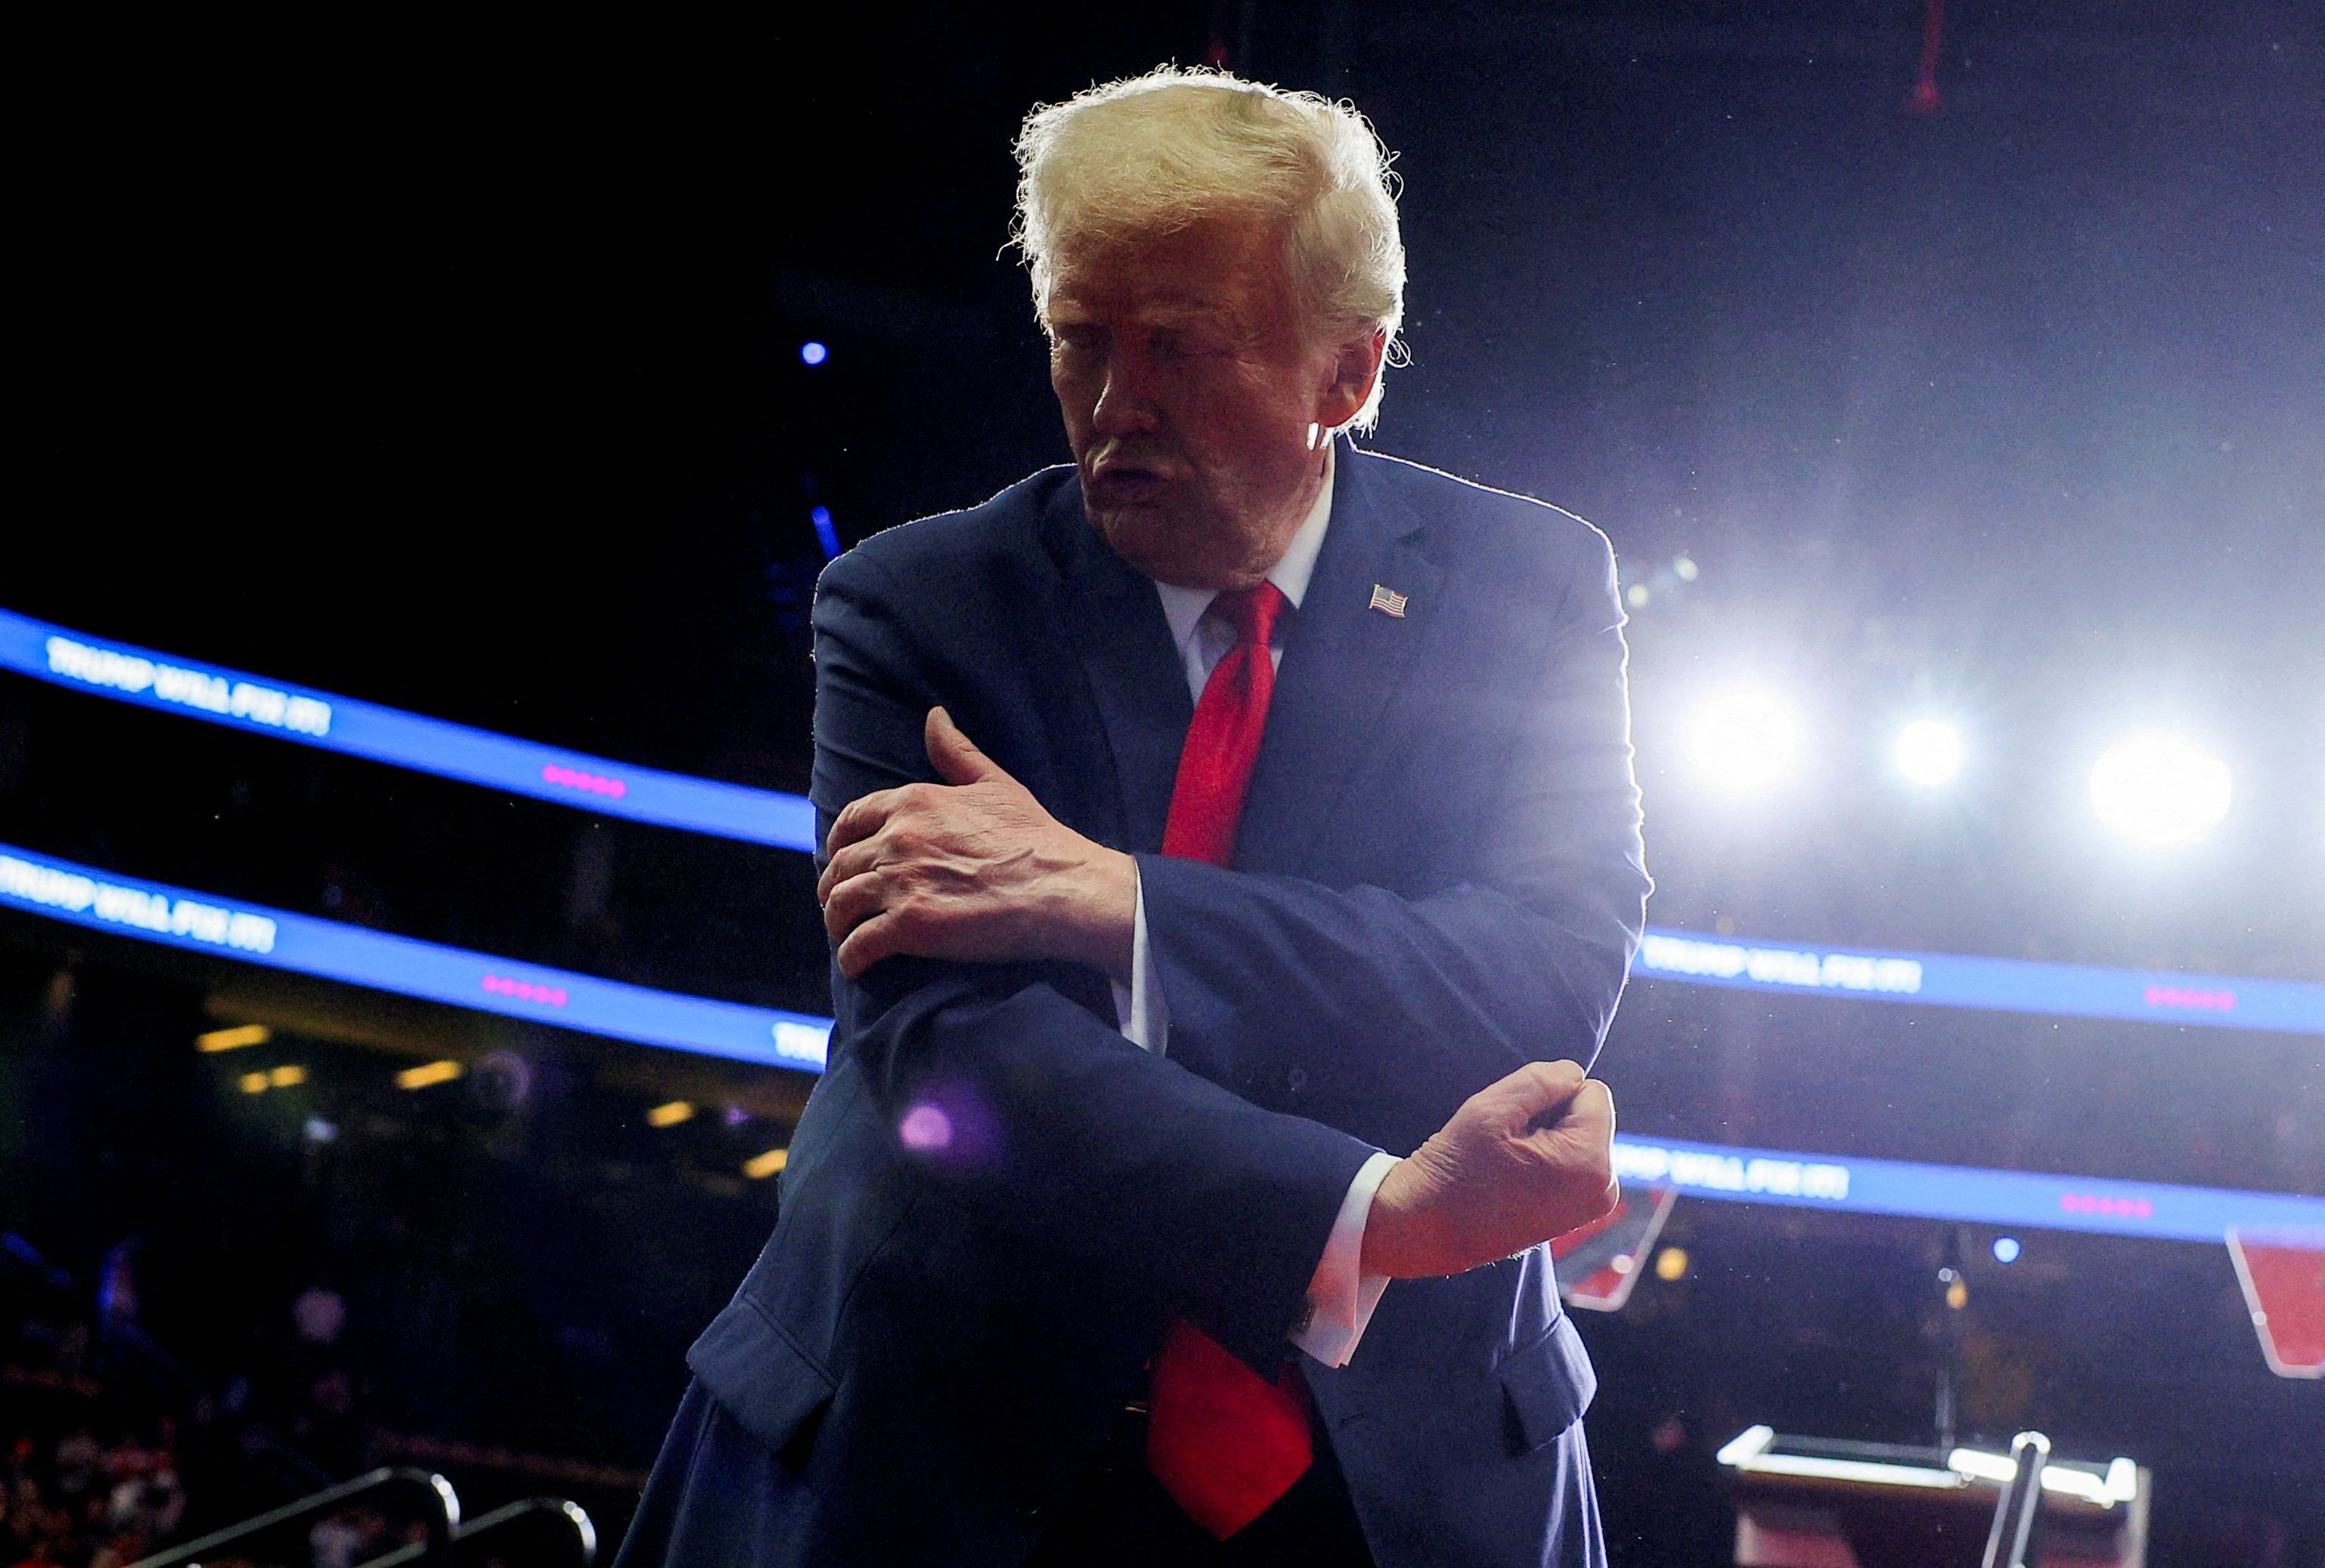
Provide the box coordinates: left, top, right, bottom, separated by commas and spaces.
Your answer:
811, 545, 1378, 1367
1136, 525, 1651, 1156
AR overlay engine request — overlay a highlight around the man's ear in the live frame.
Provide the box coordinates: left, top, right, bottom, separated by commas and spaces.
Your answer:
1316, 328, 1389, 431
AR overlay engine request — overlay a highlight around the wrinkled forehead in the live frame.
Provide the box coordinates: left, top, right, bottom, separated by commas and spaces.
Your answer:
1043, 212, 1296, 327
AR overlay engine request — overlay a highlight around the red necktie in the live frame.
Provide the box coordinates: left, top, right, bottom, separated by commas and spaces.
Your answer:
1145, 581, 1314, 1540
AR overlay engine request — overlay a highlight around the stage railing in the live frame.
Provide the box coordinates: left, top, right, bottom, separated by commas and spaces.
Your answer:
355, 1496, 597, 1568
128, 1466, 458, 1568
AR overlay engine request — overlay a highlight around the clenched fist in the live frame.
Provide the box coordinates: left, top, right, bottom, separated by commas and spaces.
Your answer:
1361, 1060, 1618, 1278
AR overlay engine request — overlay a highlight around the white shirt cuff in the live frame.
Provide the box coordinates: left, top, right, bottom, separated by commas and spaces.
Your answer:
1291, 1151, 1397, 1368
1111, 866, 1167, 1054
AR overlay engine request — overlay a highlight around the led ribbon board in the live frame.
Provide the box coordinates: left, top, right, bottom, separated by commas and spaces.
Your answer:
1611, 1134, 2325, 1244
8, 840, 2320, 1244
0, 842, 830, 1071
1635, 927, 2325, 1036
0, 607, 817, 851
10, 606, 2322, 1033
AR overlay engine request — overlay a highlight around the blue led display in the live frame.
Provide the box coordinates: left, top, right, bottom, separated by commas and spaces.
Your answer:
0, 841, 829, 1071
8, 605, 2319, 1037
0, 606, 817, 851
1635, 927, 2324, 1036
1610, 1133, 2325, 1245
5, 839, 2320, 1243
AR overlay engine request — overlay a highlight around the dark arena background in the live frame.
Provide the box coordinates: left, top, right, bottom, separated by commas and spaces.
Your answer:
6, 5, 2320, 1566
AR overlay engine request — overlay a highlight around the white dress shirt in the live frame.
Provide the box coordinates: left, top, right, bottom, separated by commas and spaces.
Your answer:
1108, 445, 1397, 1369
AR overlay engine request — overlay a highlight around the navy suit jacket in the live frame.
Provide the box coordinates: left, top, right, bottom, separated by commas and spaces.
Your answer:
679, 443, 1650, 1566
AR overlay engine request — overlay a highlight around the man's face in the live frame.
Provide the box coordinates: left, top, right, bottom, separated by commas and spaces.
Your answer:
1046, 215, 1370, 590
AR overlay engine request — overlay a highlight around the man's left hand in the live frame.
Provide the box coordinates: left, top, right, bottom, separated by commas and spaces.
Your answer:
817, 708, 1138, 980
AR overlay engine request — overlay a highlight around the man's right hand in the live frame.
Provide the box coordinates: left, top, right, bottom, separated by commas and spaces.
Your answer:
1360, 1061, 1618, 1279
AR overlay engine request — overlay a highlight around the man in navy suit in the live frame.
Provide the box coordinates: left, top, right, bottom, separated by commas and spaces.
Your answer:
618, 68, 1649, 1567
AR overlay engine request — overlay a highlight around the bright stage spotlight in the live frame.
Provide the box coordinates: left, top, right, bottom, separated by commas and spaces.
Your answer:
1684, 684, 1805, 796
1893, 720, 1964, 787
2089, 732, 2232, 846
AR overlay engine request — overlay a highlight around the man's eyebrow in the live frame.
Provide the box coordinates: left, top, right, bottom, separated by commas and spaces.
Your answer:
1139, 304, 1233, 327
1097, 305, 1242, 334
1049, 290, 1237, 325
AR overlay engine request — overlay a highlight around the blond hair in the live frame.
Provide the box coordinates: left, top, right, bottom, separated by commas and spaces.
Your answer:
1012, 67, 1406, 429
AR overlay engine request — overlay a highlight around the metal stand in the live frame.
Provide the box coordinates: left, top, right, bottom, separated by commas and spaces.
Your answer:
1716, 1425, 2147, 1567
1981, 1432, 2050, 1568
1934, 1226, 1967, 1455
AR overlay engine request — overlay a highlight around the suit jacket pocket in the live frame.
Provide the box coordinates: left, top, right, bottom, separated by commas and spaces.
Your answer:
1498, 1315, 1598, 1453
687, 1296, 838, 1455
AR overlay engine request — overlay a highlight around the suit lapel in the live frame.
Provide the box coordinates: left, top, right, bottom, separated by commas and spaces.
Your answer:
1047, 482, 1193, 855
1236, 442, 1445, 873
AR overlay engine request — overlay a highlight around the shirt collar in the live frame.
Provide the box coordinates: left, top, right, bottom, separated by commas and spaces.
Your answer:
1152, 442, 1335, 655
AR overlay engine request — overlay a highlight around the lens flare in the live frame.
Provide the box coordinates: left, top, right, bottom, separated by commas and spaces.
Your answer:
1685, 684, 1805, 795
900, 1104, 953, 1151
2090, 732, 2231, 846
1893, 720, 1964, 787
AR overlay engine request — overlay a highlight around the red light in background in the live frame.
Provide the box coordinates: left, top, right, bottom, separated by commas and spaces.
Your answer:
2229, 1232, 2325, 1379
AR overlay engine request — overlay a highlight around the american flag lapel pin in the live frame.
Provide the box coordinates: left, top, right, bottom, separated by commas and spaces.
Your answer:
1368, 583, 1409, 618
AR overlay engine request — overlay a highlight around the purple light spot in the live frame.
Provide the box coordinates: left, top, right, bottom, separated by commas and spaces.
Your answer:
900, 1104, 953, 1151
